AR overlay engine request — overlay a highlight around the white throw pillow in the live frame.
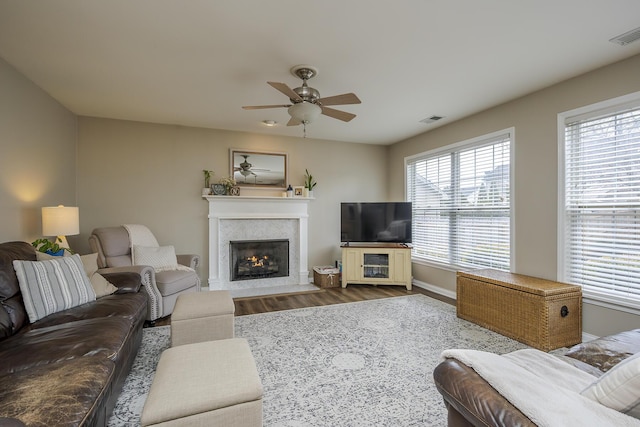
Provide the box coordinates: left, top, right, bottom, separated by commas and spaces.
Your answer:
13, 254, 97, 323
133, 245, 179, 271
80, 253, 118, 298
581, 352, 640, 419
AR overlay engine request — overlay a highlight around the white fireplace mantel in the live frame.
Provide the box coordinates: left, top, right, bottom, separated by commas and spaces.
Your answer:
203, 195, 312, 291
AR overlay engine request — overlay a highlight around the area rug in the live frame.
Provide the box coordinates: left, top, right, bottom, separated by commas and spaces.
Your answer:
108, 294, 529, 426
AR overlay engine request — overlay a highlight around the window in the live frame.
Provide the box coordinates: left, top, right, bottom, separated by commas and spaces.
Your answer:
560, 94, 640, 311
406, 130, 512, 270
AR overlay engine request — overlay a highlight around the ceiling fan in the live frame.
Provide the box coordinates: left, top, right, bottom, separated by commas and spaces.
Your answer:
242, 65, 361, 132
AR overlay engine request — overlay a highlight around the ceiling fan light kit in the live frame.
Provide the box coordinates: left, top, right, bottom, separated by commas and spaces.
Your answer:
242, 64, 361, 137
288, 102, 322, 125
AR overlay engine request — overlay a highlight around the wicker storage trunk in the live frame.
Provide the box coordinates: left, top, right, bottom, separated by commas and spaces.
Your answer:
456, 269, 582, 351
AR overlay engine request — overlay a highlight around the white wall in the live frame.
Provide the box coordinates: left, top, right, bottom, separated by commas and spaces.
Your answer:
75, 117, 389, 283
389, 54, 640, 337
0, 57, 77, 243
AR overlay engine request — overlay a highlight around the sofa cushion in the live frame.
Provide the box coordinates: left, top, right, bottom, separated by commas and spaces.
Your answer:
27, 292, 147, 331
0, 316, 134, 376
565, 329, 640, 373
581, 352, 640, 419
13, 255, 96, 323
0, 356, 114, 426
155, 269, 198, 296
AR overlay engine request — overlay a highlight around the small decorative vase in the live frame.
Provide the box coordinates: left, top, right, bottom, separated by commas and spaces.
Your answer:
308, 190, 314, 198
202, 187, 212, 196
303, 188, 310, 197
212, 184, 226, 195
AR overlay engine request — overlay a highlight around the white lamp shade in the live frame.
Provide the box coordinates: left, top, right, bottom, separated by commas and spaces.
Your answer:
42, 205, 80, 237
288, 102, 322, 124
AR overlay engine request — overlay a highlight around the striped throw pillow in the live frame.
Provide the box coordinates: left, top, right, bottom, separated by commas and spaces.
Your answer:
13, 254, 96, 323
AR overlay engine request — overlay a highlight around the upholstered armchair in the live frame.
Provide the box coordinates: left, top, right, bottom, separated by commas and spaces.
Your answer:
88, 225, 200, 322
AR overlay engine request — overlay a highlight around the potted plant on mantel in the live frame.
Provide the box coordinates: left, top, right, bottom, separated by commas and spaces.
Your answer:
304, 169, 317, 198
202, 169, 214, 195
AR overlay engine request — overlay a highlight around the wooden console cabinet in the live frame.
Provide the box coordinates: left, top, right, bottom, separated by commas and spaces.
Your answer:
341, 244, 412, 290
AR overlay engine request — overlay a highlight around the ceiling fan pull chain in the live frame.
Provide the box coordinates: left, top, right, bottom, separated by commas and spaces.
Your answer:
303, 121, 307, 138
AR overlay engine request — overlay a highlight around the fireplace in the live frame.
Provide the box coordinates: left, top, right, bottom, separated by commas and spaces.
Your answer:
204, 195, 311, 294
230, 239, 289, 281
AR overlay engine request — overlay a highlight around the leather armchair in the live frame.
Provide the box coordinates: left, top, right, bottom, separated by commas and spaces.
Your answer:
89, 226, 200, 322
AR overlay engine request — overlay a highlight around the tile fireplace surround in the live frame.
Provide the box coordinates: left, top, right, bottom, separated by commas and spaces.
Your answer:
203, 195, 313, 297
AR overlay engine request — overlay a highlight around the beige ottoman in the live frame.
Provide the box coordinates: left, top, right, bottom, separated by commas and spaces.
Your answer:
171, 290, 235, 347
140, 338, 263, 427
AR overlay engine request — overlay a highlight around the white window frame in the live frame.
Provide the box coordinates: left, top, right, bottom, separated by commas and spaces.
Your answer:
405, 128, 515, 271
558, 90, 640, 315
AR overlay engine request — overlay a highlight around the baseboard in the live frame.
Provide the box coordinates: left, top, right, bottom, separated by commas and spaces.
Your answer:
582, 332, 599, 342
412, 278, 457, 300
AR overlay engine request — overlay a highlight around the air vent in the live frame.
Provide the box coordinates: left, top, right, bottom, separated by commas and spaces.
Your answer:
420, 115, 444, 125
609, 27, 640, 46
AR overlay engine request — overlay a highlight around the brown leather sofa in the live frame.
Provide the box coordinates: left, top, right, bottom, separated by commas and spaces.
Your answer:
433, 328, 640, 426
0, 241, 147, 426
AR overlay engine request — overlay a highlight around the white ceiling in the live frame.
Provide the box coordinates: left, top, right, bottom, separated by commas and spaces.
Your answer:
1, 1, 639, 145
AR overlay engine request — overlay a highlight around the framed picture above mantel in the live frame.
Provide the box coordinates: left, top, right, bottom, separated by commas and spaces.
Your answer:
230, 149, 288, 189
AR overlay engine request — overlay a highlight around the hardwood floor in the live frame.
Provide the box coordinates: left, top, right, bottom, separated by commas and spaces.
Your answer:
152, 285, 454, 326
234, 284, 453, 315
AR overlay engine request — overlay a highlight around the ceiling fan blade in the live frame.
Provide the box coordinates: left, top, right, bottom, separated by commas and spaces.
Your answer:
318, 92, 361, 106
321, 106, 356, 122
268, 82, 303, 102
286, 117, 301, 126
242, 104, 291, 110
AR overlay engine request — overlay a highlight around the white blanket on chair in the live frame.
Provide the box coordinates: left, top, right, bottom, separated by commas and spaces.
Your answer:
123, 224, 192, 273
441, 348, 640, 427
123, 224, 159, 259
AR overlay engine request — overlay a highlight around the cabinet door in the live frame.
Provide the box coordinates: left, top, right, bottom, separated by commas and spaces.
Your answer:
391, 249, 411, 283
362, 252, 390, 279
343, 248, 360, 282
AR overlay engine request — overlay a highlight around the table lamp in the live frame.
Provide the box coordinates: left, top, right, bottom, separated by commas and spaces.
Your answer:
42, 205, 79, 249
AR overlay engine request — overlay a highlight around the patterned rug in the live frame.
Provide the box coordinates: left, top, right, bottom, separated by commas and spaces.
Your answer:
108, 294, 529, 426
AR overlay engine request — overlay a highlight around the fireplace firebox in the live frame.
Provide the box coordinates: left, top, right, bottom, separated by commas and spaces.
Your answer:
230, 239, 289, 281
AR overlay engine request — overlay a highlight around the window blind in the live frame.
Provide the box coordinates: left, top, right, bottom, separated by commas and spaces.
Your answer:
406, 133, 511, 270
563, 105, 640, 309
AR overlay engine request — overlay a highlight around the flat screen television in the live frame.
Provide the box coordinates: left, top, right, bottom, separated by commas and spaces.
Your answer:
341, 202, 412, 244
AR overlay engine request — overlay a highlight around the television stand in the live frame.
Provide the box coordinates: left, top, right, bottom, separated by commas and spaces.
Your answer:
341, 244, 412, 290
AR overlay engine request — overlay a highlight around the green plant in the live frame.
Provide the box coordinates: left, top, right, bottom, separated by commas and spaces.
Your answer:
304, 169, 317, 190
31, 238, 73, 255
203, 169, 214, 188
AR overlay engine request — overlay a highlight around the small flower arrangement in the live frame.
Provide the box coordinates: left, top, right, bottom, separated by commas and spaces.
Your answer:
219, 176, 237, 192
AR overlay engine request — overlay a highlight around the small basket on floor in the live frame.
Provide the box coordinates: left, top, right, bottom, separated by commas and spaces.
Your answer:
313, 266, 341, 288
